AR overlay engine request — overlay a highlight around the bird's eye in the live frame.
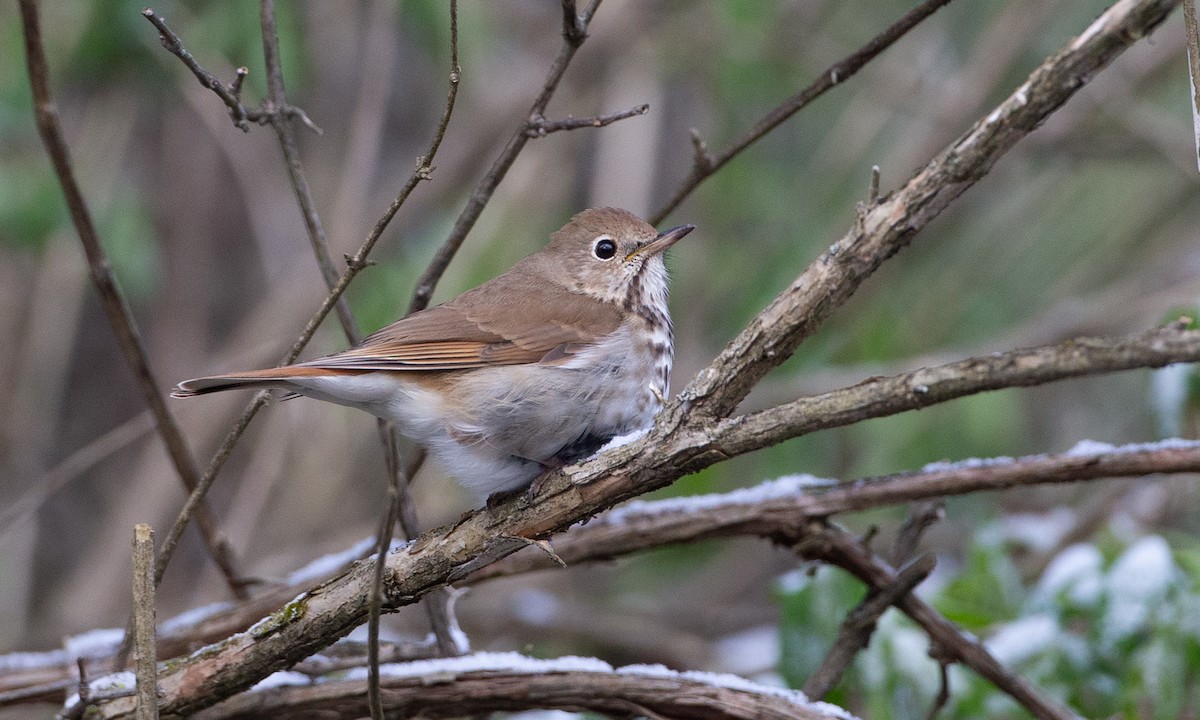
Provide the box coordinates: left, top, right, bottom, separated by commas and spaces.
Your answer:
593, 236, 617, 260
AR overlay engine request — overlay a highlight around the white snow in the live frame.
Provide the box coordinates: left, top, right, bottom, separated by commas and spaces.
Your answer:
63, 627, 124, 659
63, 671, 137, 710
1102, 535, 1176, 645
921, 455, 1016, 474
985, 614, 1059, 665
251, 670, 311, 691
1000, 508, 1076, 552
339, 652, 613, 682
602, 474, 837, 525
712, 625, 780, 675
1064, 437, 1200, 458
287, 536, 406, 586
158, 600, 235, 635
0, 649, 66, 671
1036, 543, 1104, 606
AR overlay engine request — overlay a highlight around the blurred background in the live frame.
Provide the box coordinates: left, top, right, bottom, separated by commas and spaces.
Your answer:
2, 1, 1200, 717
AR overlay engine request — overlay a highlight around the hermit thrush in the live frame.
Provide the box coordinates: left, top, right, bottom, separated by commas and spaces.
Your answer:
174, 208, 693, 501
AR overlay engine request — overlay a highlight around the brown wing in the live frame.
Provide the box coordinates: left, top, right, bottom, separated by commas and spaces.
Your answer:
300, 266, 623, 372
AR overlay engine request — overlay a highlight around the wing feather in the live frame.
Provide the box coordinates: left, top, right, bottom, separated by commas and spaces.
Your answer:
299, 268, 623, 372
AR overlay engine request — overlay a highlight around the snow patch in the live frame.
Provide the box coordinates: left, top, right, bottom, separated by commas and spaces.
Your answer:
1037, 543, 1104, 606
921, 455, 1016, 473
597, 427, 651, 452
1103, 535, 1176, 645
986, 614, 1059, 665
159, 600, 235, 635
64, 627, 124, 660
287, 536, 406, 586
251, 670, 311, 691
63, 671, 137, 710
602, 474, 836, 525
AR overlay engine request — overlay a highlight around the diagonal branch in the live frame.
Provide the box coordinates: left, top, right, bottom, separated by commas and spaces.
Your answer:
76, 1, 1182, 715
407, 0, 603, 314
797, 524, 1078, 720
673, 0, 1181, 419
650, 0, 959, 225
18, 0, 247, 600
711, 324, 1200, 460
467, 438, 1200, 583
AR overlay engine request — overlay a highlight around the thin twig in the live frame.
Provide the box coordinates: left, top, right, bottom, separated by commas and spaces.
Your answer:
142, 8, 320, 134
891, 501, 944, 567
925, 658, 952, 720
407, 0, 603, 314
1183, 0, 1200, 170
802, 553, 936, 699
799, 525, 1078, 720
650, 0, 957, 224
132, 525, 159, 720
146, 0, 459, 624
526, 103, 649, 137
258, 0, 359, 343
19, 0, 246, 599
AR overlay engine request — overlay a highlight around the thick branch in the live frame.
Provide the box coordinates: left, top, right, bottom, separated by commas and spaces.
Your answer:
468, 438, 1200, 582
19, 0, 246, 599
185, 654, 843, 720
672, 0, 1180, 418
712, 324, 1200, 460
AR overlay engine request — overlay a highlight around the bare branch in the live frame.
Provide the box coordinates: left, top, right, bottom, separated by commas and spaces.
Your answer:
141, 8, 322, 134
673, 0, 1181, 418
132, 525, 158, 720
408, 0, 604, 314
711, 324, 1200, 460
184, 653, 844, 720
468, 439, 1200, 584
650, 0, 959, 224
802, 553, 936, 699
798, 525, 1077, 720
526, 103, 650, 137
19, 0, 247, 599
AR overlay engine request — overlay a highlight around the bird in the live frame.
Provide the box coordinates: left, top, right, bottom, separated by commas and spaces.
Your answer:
173, 207, 694, 503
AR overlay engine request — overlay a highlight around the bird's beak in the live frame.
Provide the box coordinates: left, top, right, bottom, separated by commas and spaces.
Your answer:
628, 223, 695, 261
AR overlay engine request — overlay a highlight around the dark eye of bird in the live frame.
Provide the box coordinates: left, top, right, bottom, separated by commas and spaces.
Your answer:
593, 237, 617, 260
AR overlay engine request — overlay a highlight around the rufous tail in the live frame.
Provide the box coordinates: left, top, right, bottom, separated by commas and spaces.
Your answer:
171, 366, 351, 398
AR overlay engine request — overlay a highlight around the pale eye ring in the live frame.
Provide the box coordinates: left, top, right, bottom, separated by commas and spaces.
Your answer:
593, 236, 617, 260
